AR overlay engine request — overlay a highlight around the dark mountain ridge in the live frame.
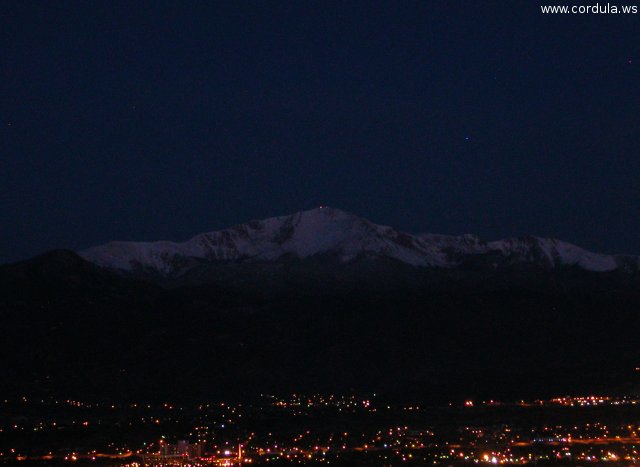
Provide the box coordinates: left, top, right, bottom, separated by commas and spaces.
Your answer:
2, 211, 640, 403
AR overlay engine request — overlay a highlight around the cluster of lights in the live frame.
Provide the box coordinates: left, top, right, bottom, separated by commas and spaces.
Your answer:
5, 393, 640, 465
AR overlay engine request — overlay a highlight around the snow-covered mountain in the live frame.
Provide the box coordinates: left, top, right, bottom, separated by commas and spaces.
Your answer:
79, 207, 636, 277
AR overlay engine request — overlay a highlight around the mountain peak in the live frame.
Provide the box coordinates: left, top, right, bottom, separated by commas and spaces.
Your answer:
78, 209, 631, 278
305, 205, 345, 214
283, 206, 364, 225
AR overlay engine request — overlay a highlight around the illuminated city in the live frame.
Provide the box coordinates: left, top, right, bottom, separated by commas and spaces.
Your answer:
3, 393, 640, 465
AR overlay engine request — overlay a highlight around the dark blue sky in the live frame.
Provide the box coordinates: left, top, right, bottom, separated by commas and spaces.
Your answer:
2, 1, 640, 263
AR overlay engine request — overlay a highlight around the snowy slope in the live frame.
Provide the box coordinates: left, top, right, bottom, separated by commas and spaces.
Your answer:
79, 207, 627, 276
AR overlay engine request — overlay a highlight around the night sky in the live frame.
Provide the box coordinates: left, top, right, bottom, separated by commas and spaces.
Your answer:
2, 1, 640, 264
